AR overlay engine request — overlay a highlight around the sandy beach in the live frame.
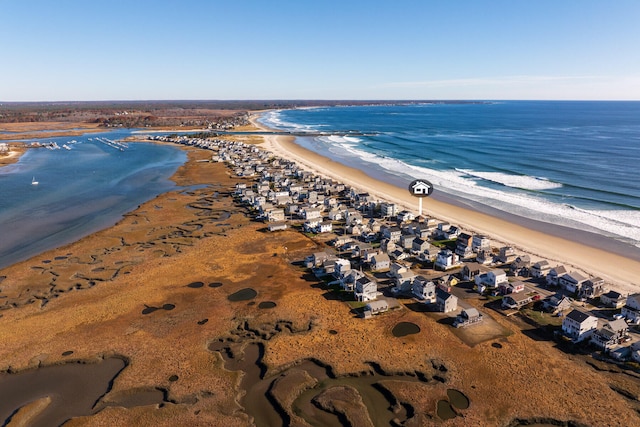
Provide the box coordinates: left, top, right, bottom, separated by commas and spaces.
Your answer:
255, 119, 640, 293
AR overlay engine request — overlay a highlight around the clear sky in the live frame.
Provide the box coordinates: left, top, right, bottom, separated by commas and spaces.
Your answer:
1, 0, 639, 101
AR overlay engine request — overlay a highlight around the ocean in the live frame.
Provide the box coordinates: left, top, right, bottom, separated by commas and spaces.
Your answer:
258, 101, 640, 249
0, 130, 186, 269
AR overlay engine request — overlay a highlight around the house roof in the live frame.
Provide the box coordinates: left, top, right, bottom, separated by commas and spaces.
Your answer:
606, 319, 628, 332
566, 309, 594, 323
463, 308, 480, 318
436, 288, 455, 300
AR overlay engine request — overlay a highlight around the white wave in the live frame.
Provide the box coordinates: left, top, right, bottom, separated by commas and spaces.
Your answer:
325, 143, 640, 246
258, 110, 325, 133
322, 135, 363, 145
457, 169, 563, 190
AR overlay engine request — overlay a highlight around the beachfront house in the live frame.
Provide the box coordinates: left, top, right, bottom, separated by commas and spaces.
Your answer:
497, 246, 517, 264
579, 277, 607, 299
600, 290, 627, 309
558, 271, 589, 294
472, 235, 491, 253
546, 266, 568, 286
475, 249, 494, 265
622, 293, 640, 325
509, 255, 531, 276
455, 233, 474, 259
530, 260, 551, 279
562, 309, 598, 342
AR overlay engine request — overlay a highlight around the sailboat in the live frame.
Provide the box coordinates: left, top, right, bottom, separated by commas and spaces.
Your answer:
31, 176, 39, 185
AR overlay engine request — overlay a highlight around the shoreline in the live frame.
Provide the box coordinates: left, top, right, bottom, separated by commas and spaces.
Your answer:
251, 113, 640, 292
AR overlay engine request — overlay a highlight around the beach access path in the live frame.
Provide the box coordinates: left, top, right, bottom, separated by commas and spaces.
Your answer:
254, 121, 639, 294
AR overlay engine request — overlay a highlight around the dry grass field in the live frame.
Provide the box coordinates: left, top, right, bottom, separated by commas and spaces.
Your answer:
1, 142, 639, 427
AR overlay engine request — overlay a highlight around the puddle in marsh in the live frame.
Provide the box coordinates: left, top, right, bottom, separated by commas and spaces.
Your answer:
228, 287, 257, 302
392, 321, 421, 337
0, 357, 165, 427
209, 322, 452, 427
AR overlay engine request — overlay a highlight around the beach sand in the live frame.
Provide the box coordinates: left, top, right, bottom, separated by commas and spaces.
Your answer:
0, 145, 27, 167
256, 125, 639, 293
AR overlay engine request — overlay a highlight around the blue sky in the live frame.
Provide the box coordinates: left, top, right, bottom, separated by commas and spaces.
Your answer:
1, 0, 639, 101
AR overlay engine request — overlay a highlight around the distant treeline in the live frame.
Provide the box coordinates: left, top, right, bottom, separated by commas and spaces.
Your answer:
0, 100, 482, 125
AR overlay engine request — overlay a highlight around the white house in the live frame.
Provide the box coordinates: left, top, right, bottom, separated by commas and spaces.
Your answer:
370, 253, 391, 271
546, 265, 568, 286
434, 249, 460, 270
472, 235, 491, 253
474, 269, 508, 289
411, 277, 437, 302
562, 309, 598, 342
530, 260, 551, 279
622, 293, 640, 324
354, 276, 378, 302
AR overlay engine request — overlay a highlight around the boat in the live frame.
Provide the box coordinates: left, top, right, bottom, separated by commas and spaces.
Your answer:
31, 177, 39, 185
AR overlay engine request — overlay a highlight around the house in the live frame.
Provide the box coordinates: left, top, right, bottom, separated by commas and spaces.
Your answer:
370, 253, 391, 271
543, 294, 572, 314
558, 271, 589, 294
434, 223, 460, 240
600, 290, 627, 309
546, 266, 568, 286
496, 246, 517, 264
354, 276, 378, 302
338, 269, 364, 292
392, 271, 417, 295
412, 277, 437, 302
474, 269, 508, 289
621, 293, 640, 324
363, 299, 389, 318
562, 309, 598, 342
379, 202, 397, 218
530, 260, 551, 279
436, 288, 458, 313
454, 308, 483, 328
460, 263, 485, 281
455, 233, 474, 258
501, 290, 538, 310
434, 249, 460, 270
579, 277, 607, 299
268, 222, 288, 232
267, 208, 285, 222
590, 319, 629, 351
305, 251, 336, 268
499, 281, 525, 295
381, 225, 402, 243
509, 255, 531, 276
472, 235, 491, 253
317, 221, 333, 233
397, 210, 416, 223
399, 234, 415, 250
475, 249, 494, 265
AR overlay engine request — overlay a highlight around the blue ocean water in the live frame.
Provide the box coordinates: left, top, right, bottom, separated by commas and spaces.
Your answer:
259, 101, 640, 248
0, 130, 186, 269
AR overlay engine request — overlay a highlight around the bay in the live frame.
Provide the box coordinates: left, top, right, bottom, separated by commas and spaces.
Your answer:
0, 130, 186, 270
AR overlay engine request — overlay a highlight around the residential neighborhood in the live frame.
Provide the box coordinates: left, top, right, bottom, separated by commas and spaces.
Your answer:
154, 133, 640, 366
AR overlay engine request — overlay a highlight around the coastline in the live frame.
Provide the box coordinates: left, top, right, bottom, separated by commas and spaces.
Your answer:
251, 113, 640, 292
2, 123, 640, 426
